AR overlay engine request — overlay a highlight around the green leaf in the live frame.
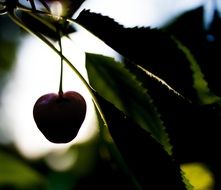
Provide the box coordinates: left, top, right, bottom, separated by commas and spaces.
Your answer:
86, 53, 171, 154
76, 10, 196, 100
0, 151, 46, 190
93, 94, 187, 190
173, 38, 221, 105
180, 170, 194, 190
163, 6, 221, 98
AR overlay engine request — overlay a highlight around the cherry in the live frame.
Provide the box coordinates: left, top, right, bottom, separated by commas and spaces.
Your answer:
32, 18, 87, 143
33, 91, 87, 143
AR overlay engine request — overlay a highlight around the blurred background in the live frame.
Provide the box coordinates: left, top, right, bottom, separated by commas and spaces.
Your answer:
0, 0, 220, 189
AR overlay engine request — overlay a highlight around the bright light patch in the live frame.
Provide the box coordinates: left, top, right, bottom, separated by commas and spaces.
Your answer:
181, 162, 214, 190
45, 148, 78, 171
50, 1, 63, 19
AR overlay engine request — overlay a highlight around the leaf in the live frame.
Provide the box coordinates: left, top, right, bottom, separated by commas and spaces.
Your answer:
164, 6, 221, 97
173, 37, 220, 105
128, 62, 187, 100
122, 59, 194, 154
0, 151, 46, 190
121, 59, 218, 190
180, 170, 194, 190
76, 10, 196, 100
119, 45, 221, 190
93, 93, 187, 190
86, 53, 171, 154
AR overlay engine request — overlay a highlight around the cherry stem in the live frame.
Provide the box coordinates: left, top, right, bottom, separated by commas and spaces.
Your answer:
57, 26, 63, 96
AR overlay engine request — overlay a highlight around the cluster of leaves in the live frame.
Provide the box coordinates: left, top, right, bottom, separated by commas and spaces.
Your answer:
1, 0, 221, 190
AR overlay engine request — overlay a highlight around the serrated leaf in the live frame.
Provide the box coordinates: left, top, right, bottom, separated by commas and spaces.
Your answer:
163, 6, 221, 98
93, 94, 187, 190
160, 10, 221, 189
173, 37, 220, 105
180, 170, 194, 190
119, 54, 221, 190
76, 10, 196, 100
86, 53, 171, 154
132, 63, 187, 100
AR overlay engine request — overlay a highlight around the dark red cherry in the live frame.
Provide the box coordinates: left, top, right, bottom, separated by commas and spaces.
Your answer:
33, 91, 87, 143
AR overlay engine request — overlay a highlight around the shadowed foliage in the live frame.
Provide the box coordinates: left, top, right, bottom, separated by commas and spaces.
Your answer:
1, 1, 221, 190
76, 9, 198, 101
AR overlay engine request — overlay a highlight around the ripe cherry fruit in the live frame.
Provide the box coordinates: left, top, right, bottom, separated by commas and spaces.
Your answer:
32, 24, 87, 143
33, 91, 87, 143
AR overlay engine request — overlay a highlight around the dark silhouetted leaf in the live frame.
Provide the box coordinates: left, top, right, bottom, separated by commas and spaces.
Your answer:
163, 6, 221, 189
125, 46, 221, 186
92, 93, 187, 190
164, 6, 221, 97
77, 14, 221, 186
86, 53, 171, 154
173, 38, 220, 105
76, 10, 197, 100
118, 45, 221, 190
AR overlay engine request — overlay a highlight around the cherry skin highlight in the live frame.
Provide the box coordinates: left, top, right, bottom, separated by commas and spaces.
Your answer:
33, 91, 87, 143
